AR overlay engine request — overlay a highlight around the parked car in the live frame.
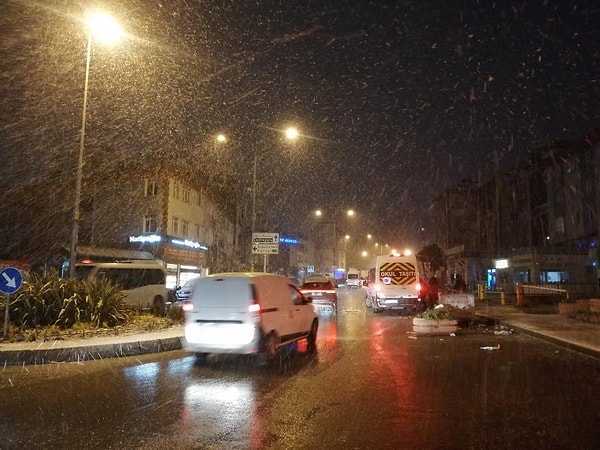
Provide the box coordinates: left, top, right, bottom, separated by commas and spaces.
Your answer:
183, 273, 318, 363
175, 278, 198, 302
300, 278, 338, 314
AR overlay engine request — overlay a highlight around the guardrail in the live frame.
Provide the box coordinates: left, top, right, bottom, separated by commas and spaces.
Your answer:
516, 283, 569, 306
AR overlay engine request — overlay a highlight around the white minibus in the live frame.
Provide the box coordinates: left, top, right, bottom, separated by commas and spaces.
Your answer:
74, 260, 167, 311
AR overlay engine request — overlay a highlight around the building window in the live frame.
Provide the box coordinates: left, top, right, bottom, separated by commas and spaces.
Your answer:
182, 220, 189, 237
172, 217, 180, 235
144, 215, 157, 232
173, 182, 180, 200
182, 186, 191, 204
195, 224, 201, 239
145, 180, 158, 196
196, 191, 202, 206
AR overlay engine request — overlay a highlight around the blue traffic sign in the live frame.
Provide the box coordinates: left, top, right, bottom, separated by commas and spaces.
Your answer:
0, 267, 23, 295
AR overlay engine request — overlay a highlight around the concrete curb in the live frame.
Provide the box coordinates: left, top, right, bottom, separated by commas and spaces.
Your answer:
0, 336, 183, 366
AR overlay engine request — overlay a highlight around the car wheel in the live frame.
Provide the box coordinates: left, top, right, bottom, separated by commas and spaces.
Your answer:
151, 295, 165, 316
262, 332, 280, 363
307, 320, 318, 353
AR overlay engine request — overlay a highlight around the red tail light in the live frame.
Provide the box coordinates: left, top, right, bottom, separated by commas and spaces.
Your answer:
416, 282, 422, 292
248, 284, 261, 314
181, 300, 193, 312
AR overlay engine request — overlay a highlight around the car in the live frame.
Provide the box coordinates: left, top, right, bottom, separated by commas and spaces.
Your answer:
175, 278, 199, 302
300, 278, 338, 314
183, 273, 318, 363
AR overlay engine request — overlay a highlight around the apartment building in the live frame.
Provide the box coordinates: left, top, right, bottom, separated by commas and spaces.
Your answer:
86, 171, 240, 287
430, 129, 600, 297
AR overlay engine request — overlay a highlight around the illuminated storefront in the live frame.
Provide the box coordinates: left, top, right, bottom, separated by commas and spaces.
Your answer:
129, 233, 209, 288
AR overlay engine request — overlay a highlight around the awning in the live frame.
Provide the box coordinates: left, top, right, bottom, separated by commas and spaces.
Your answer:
72, 245, 156, 262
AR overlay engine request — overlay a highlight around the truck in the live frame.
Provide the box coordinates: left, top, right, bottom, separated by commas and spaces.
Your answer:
366, 252, 423, 312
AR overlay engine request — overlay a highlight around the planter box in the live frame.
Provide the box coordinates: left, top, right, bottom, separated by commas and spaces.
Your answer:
412, 318, 459, 335
576, 299, 590, 311
558, 303, 580, 315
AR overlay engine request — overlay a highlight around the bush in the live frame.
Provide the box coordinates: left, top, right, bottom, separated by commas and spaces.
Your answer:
415, 304, 455, 320
9, 270, 130, 329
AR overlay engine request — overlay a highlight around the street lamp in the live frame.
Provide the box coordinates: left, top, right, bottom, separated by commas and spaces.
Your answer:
314, 209, 355, 270
68, 12, 123, 278
250, 126, 300, 271
342, 234, 350, 270
375, 242, 389, 255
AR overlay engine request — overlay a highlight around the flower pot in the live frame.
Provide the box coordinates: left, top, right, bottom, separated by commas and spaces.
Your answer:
412, 317, 459, 335
558, 302, 579, 315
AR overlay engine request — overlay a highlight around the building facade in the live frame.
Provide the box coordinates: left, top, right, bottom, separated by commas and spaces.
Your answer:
429, 129, 600, 298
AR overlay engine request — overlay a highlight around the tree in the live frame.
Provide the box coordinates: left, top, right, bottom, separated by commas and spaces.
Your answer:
417, 244, 446, 273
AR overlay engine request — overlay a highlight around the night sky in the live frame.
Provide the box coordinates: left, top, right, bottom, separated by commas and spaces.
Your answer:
1, 0, 599, 250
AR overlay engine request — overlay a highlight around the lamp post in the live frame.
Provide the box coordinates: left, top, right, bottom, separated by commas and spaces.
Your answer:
68, 13, 122, 278
375, 242, 389, 255
314, 209, 355, 270
342, 234, 350, 270
250, 126, 299, 271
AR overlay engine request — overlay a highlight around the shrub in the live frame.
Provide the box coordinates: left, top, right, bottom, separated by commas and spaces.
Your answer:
415, 304, 455, 321
10, 270, 130, 329
10, 269, 77, 327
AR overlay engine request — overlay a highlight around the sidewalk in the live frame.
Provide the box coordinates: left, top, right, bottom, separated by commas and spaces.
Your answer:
1, 305, 599, 365
474, 303, 600, 358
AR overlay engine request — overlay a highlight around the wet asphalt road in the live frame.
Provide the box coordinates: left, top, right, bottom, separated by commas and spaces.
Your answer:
1, 289, 599, 449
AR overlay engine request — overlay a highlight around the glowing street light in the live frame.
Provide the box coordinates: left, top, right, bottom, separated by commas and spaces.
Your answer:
68, 12, 123, 278
285, 127, 299, 140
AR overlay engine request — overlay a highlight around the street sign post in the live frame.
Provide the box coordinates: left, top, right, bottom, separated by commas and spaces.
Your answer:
252, 232, 280, 254
251, 233, 279, 272
1, 267, 23, 341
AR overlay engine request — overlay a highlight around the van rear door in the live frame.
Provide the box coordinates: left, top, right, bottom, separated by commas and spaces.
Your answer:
190, 276, 253, 322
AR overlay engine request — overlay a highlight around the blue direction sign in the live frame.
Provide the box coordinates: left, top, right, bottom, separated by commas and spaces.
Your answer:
0, 267, 23, 295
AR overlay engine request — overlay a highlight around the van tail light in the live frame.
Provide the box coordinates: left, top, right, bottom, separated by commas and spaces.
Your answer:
182, 300, 194, 313
248, 284, 261, 315
416, 282, 422, 293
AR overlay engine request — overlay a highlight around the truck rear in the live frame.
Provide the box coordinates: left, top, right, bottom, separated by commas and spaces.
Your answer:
366, 253, 423, 312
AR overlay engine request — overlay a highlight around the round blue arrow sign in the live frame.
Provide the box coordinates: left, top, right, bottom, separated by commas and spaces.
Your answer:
0, 267, 23, 295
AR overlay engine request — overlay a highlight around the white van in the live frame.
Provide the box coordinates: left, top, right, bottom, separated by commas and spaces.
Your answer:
182, 272, 318, 362
345, 268, 361, 288
74, 260, 167, 312
366, 253, 423, 312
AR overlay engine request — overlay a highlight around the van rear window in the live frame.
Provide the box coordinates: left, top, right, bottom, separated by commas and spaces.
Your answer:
195, 278, 254, 307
